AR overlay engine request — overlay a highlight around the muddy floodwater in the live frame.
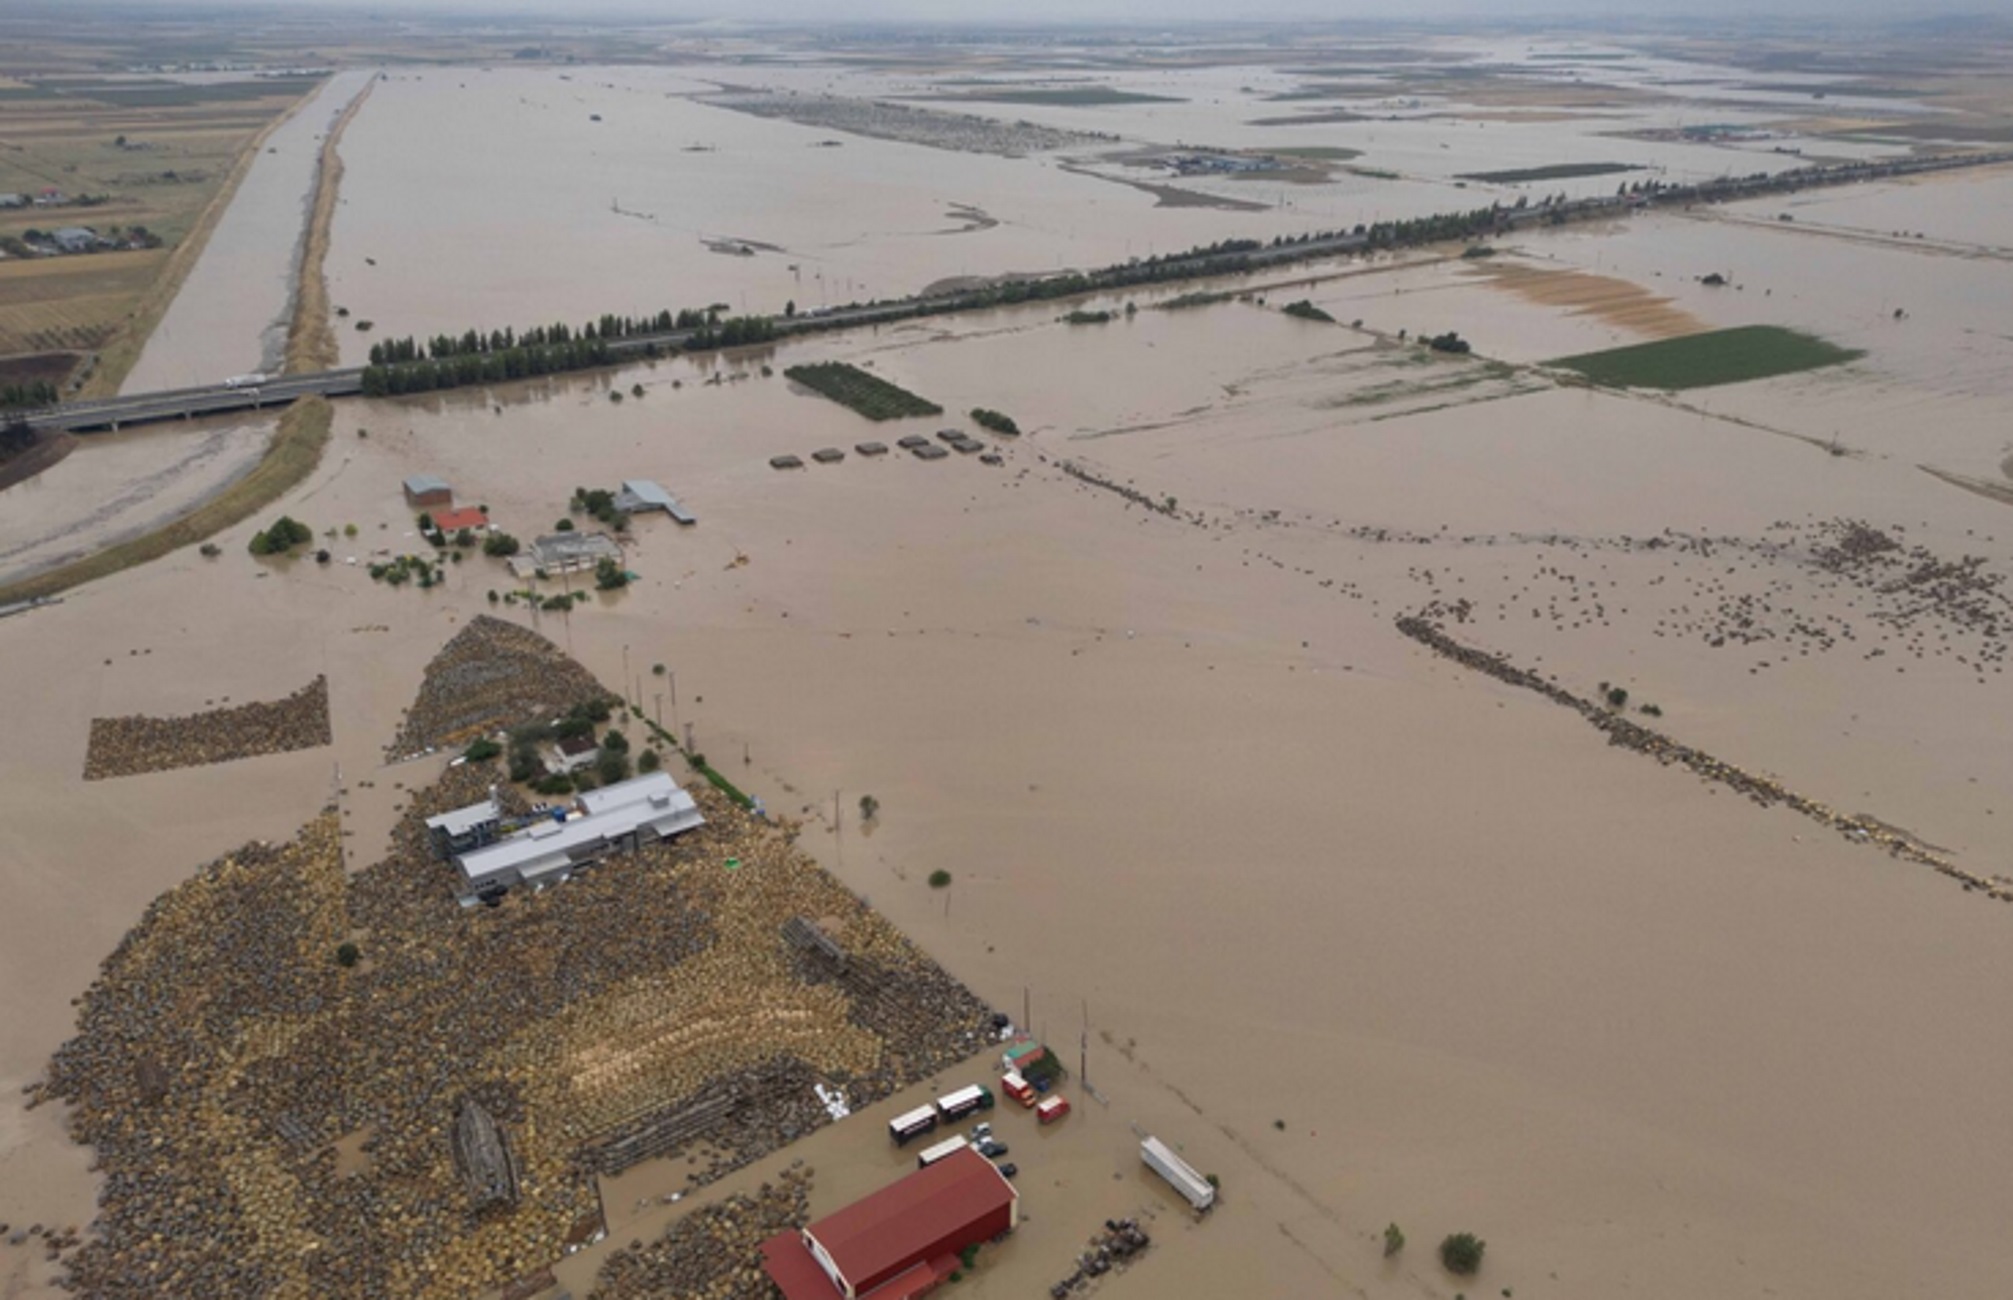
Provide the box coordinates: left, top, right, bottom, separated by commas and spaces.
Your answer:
0, 419, 273, 587
119, 69, 377, 393
7, 209, 2012, 1297
5, 33, 2011, 1300
319, 61, 1905, 364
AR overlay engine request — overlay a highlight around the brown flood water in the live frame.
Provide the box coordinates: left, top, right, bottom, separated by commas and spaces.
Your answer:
4, 218, 2011, 1300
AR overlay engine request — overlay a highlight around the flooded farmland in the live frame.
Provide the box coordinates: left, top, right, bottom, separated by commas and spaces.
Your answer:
4, 23, 2013, 1300
317, 58, 1919, 364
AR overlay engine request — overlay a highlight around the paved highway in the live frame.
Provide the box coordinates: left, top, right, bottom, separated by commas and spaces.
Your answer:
11, 146, 2008, 438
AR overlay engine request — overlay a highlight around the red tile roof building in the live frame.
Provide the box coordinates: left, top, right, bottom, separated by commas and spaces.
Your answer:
431, 506, 489, 532
762, 1147, 1018, 1300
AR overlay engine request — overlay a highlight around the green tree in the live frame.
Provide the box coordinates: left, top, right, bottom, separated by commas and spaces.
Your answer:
1440, 1233, 1485, 1276
594, 556, 630, 590
928, 869, 952, 889
596, 748, 632, 785
637, 748, 661, 774
335, 942, 360, 968
1384, 1223, 1405, 1258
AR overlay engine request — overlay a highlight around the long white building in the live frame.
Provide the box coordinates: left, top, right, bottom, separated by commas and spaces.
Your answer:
446, 772, 704, 905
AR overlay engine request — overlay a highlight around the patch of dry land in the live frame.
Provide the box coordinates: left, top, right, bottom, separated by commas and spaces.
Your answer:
6, 26, 2013, 1300
0, 70, 322, 391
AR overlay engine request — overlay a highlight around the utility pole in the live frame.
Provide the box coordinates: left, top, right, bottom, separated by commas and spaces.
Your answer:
653, 692, 663, 730
1081, 999, 1090, 1090
621, 644, 630, 707
834, 789, 842, 870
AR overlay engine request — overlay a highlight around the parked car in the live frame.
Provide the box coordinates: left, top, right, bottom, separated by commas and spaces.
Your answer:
997, 1163, 1018, 1179
978, 1139, 1009, 1159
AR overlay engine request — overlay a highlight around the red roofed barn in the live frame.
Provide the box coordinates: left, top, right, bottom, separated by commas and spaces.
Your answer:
762, 1147, 1018, 1300
431, 506, 489, 532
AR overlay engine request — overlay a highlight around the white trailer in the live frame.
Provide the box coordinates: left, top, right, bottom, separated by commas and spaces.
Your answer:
916, 1135, 969, 1168
934, 1083, 993, 1120
1141, 1136, 1215, 1211
888, 1105, 939, 1146
222, 372, 271, 389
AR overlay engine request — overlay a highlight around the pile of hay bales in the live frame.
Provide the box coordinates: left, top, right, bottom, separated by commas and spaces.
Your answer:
83, 675, 331, 779
37, 670, 994, 1298
588, 1168, 812, 1300
388, 616, 610, 758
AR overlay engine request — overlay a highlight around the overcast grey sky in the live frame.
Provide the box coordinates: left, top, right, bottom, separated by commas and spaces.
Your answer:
51, 0, 2013, 19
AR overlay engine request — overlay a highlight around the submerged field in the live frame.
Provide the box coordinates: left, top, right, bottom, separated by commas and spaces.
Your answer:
8, 23, 2013, 1300
1551, 324, 1864, 389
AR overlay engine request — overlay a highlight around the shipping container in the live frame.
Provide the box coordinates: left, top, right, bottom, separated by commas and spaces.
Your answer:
1001, 1037, 1045, 1068
888, 1105, 939, 1146
916, 1135, 970, 1168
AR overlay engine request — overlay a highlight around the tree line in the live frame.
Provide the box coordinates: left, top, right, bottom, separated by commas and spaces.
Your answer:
360, 308, 779, 397
1, 380, 58, 410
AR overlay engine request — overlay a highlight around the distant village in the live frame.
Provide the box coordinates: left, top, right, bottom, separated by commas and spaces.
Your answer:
0, 190, 157, 259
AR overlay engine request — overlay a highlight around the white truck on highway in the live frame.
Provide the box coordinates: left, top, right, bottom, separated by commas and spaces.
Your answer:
222, 372, 271, 389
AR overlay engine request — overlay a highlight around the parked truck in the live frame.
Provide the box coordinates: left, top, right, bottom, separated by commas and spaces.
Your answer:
222, 372, 271, 390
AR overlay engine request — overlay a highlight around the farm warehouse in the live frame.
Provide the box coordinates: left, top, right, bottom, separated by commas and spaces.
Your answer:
761, 1147, 1018, 1299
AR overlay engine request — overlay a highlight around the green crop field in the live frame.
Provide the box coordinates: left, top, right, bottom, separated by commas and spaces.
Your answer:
783, 362, 942, 420
1457, 162, 1641, 183
1551, 326, 1863, 390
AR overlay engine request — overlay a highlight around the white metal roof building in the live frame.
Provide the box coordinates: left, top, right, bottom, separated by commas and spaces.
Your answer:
452, 772, 704, 904
425, 796, 502, 856
513, 531, 622, 578
615, 479, 696, 525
